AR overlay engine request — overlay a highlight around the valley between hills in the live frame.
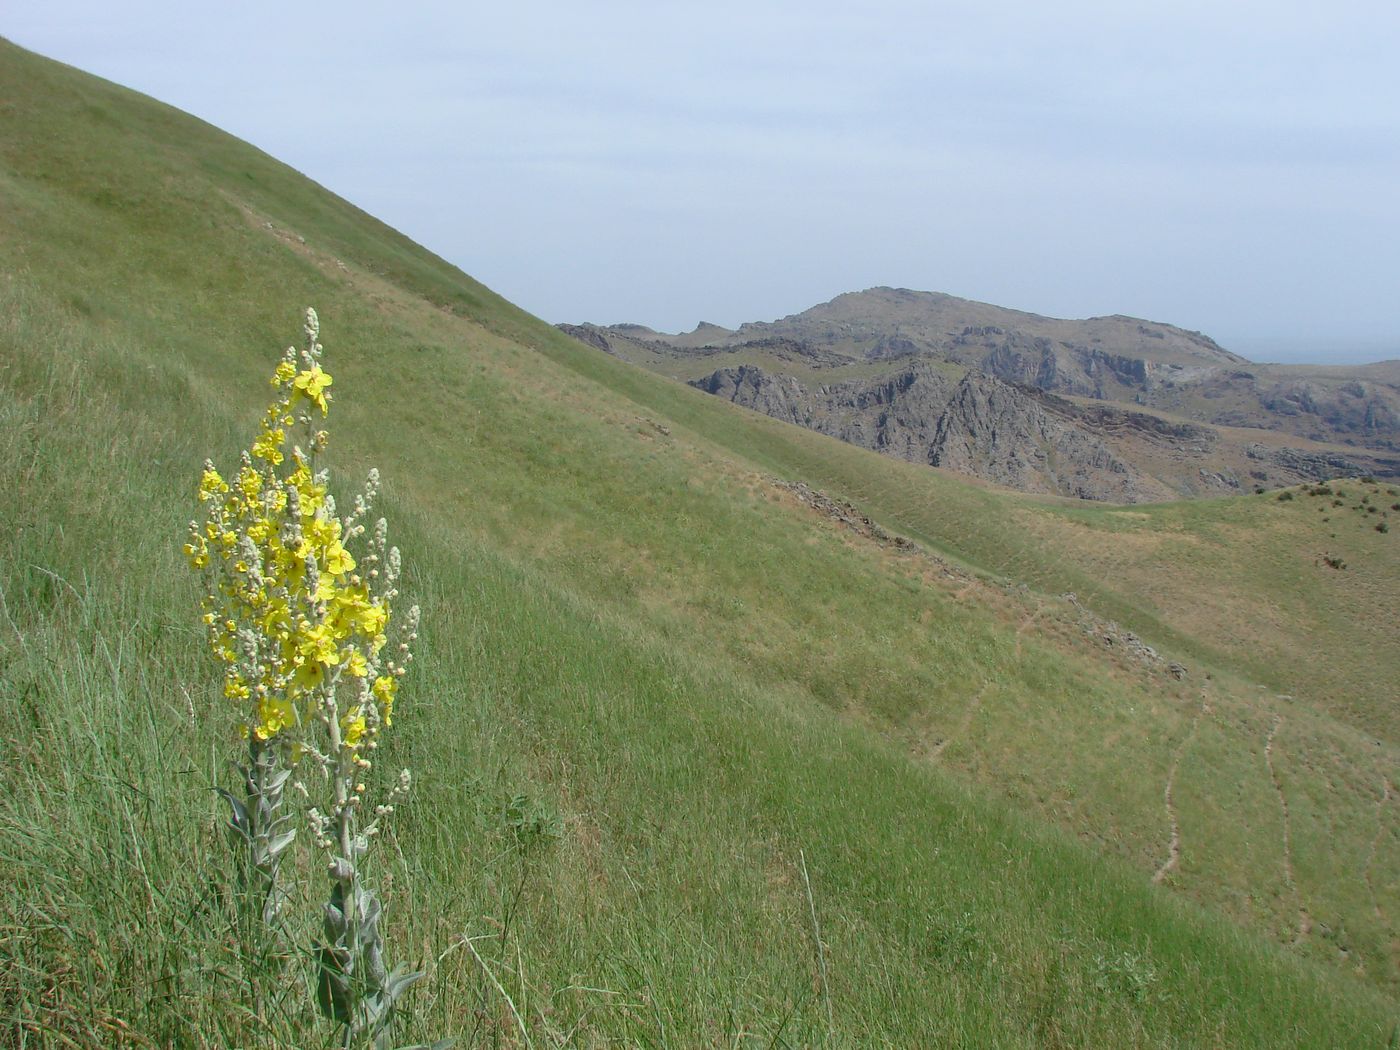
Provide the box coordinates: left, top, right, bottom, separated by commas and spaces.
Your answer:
2, 36, 1398, 1047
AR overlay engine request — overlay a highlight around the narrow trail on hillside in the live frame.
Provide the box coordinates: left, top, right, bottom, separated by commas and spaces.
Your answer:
1363, 776, 1395, 924
931, 680, 994, 761
1264, 713, 1312, 946
1153, 685, 1211, 885
1012, 604, 1045, 660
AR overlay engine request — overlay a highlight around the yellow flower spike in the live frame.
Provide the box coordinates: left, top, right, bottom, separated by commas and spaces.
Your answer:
292, 364, 333, 415
237, 466, 261, 499
342, 711, 368, 749
191, 312, 421, 1022
292, 658, 326, 695
198, 467, 228, 501
359, 602, 388, 638
371, 675, 397, 725
252, 427, 286, 465
324, 542, 355, 577
299, 625, 339, 667
315, 575, 339, 603
252, 694, 295, 740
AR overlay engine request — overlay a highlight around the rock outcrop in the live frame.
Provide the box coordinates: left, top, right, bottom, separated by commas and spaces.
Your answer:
1255, 379, 1400, 446
1244, 443, 1400, 481
692, 364, 1174, 501
927, 373, 1149, 500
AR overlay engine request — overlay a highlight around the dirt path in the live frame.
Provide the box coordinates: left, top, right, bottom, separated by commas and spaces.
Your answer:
1153, 686, 1211, 885
1363, 776, 1394, 924
931, 680, 994, 761
1012, 604, 1044, 659
1264, 713, 1312, 945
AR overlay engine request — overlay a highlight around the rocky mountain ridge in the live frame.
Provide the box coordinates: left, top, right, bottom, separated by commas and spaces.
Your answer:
561, 288, 1400, 501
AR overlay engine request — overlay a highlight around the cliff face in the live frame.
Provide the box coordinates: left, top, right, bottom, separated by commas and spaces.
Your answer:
1254, 379, 1400, 446
686, 363, 1400, 502
693, 362, 955, 465
927, 373, 1153, 501
692, 365, 1172, 501
979, 338, 1153, 399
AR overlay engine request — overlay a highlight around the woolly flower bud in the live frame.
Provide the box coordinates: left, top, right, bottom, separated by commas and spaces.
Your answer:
382, 767, 413, 809
237, 627, 261, 662
304, 549, 320, 596
386, 546, 401, 587
303, 307, 319, 344
237, 535, 264, 587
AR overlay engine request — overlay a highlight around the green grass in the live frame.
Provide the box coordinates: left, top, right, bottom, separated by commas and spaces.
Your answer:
2, 37, 1399, 1045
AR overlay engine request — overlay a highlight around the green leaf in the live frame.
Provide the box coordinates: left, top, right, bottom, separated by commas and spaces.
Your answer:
267, 827, 296, 855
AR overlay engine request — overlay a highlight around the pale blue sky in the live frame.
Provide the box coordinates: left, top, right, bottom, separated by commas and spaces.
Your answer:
9, 1, 1400, 362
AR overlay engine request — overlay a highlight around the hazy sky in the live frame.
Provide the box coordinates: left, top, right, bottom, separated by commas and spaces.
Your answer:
9, 1, 1400, 361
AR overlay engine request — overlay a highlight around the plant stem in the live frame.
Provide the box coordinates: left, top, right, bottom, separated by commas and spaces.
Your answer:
799, 848, 833, 1038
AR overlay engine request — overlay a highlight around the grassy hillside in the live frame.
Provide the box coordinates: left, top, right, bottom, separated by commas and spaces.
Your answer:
2, 38, 1398, 1046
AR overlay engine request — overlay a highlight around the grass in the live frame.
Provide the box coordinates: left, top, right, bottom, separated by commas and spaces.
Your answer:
2, 36, 1399, 1045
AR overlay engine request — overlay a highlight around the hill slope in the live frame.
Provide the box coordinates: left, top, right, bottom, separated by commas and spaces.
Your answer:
2, 39, 1398, 1046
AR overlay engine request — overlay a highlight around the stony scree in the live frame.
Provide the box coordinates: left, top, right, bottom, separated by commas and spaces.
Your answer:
770, 478, 923, 556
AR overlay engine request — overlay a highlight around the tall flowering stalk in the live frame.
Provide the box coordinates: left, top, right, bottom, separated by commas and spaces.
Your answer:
187, 309, 426, 1047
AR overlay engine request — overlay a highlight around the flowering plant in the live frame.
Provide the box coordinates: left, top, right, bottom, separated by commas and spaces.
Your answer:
187, 309, 428, 1047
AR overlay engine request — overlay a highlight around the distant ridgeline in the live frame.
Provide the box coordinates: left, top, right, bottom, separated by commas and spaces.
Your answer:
561, 287, 1400, 502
